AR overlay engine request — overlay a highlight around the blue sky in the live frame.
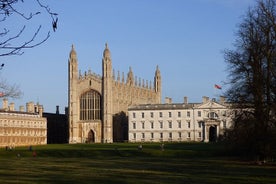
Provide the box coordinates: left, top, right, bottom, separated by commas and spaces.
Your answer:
1, 0, 256, 113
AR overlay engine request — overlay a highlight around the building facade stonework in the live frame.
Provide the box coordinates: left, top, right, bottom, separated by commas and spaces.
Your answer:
128, 96, 232, 142
68, 44, 161, 143
0, 99, 47, 147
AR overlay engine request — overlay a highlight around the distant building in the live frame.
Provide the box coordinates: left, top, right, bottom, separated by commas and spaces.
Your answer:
43, 106, 68, 144
0, 99, 47, 147
128, 96, 232, 142
68, 43, 161, 143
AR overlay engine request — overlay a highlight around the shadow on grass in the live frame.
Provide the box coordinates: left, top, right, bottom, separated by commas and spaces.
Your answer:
0, 143, 275, 184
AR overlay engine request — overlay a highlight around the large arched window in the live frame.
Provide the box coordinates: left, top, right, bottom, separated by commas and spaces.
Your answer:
80, 90, 101, 120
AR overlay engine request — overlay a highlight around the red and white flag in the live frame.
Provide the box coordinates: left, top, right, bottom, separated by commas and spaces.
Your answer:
214, 84, 222, 90
0, 92, 4, 97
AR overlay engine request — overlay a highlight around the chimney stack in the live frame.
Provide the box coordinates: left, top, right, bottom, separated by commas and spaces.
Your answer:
56, 105, 60, 114
9, 103, 15, 111
2, 98, 8, 111
165, 97, 172, 104
220, 96, 226, 104
202, 96, 209, 103
19, 105, 24, 112
38, 105, 43, 117
26, 102, 34, 113
184, 96, 188, 104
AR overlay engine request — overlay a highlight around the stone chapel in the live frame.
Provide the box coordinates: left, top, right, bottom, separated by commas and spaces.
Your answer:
68, 43, 161, 143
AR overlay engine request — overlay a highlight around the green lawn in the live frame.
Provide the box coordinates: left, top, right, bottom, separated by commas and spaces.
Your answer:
0, 143, 275, 184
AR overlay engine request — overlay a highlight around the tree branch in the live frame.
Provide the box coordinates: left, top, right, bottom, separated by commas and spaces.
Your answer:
0, 0, 58, 57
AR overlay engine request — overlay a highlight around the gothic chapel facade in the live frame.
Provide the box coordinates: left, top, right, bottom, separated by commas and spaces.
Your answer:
68, 44, 161, 143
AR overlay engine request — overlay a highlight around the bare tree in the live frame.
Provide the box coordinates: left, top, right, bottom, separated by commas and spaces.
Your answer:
0, 77, 21, 98
0, 0, 58, 57
224, 0, 276, 160
0, 0, 58, 99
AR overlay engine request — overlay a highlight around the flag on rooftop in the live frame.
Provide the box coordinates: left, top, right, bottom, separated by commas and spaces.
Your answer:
214, 84, 222, 90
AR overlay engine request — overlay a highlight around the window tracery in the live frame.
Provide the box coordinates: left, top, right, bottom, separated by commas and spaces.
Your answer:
80, 90, 101, 120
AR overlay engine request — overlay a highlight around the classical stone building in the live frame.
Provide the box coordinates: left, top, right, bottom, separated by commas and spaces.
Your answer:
128, 96, 233, 142
68, 44, 161, 143
0, 99, 47, 147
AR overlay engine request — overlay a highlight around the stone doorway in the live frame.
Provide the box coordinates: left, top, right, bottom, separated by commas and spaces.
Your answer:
87, 130, 95, 143
209, 125, 217, 142
203, 120, 220, 142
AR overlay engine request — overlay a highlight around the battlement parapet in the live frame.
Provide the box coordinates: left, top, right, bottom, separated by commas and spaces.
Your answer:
79, 69, 102, 82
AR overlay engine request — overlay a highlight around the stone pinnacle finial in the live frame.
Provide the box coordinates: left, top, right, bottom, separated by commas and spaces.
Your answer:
70, 44, 77, 59
103, 42, 111, 58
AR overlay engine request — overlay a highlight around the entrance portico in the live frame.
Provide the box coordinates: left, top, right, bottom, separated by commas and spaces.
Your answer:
203, 120, 220, 142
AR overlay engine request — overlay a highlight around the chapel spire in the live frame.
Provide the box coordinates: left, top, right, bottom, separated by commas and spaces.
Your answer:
103, 42, 111, 59
69, 44, 77, 62
154, 65, 161, 103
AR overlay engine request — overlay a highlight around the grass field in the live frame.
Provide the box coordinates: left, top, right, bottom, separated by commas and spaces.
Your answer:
0, 143, 275, 184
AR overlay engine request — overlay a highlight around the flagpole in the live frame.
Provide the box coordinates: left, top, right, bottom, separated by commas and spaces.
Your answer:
213, 85, 216, 100
214, 84, 222, 100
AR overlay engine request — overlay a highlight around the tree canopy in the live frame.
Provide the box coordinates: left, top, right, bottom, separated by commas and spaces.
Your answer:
224, 0, 276, 160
